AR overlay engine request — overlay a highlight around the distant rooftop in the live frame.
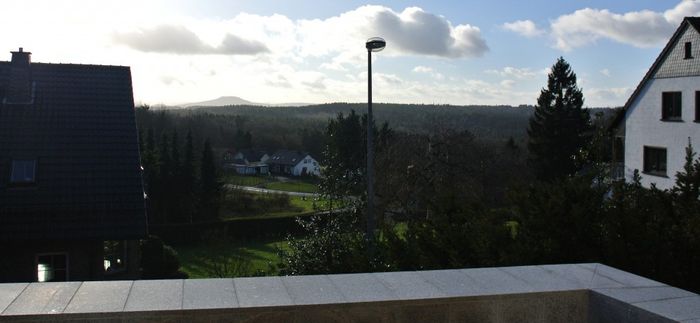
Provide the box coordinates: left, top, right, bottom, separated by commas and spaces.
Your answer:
0, 263, 697, 322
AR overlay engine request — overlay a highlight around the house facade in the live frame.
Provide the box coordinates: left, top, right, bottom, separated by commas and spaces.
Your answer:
613, 17, 700, 190
268, 150, 321, 176
0, 49, 147, 282
222, 149, 269, 175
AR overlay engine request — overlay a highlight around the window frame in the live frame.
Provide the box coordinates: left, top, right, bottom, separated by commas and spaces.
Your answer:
695, 91, 700, 122
9, 159, 37, 184
36, 253, 69, 282
685, 42, 693, 59
643, 146, 668, 177
661, 91, 683, 121
104, 240, 129, 275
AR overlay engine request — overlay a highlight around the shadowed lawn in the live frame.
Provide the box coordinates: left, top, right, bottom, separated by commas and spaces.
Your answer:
176, 238, 289, 278
223, 174, 271, 187
262, 181, 319, 193
220, 193, 334, 219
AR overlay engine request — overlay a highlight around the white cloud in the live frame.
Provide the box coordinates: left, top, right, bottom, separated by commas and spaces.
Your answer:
600, 69, 611, 77
412, 65, 445, 80
586, 87, 632, 107
485, 67, 538, 79
296, 5, 487, 61
551, 1, 700, 51
502, 20, 544, 38
413, 66, 434, 73
500, 79, 516, 88
0, 2, 497, 105
112, 25, 269, 55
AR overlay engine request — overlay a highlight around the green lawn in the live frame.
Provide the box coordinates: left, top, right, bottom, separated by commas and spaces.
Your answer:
220, 195, 332, 220
262, 181, 319, 193
223, 174, 270, 186
176, 238, 288, 278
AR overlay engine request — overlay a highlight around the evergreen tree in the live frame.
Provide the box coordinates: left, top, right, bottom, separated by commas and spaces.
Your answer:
672, 140, 700, 201
141, 127, 160, 225
182, 130, 197, 222
527, 57, 591, 181
320, 110, 366, 200
169, 131, 186, 222
156, 133, 172, 223
198, 139, 221, 221
171, 131, 180, 176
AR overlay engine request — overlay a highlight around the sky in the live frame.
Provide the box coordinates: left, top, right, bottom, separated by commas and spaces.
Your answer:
1, 0, 699, 107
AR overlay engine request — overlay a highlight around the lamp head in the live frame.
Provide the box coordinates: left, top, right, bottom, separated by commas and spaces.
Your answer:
366, 37, 386, 52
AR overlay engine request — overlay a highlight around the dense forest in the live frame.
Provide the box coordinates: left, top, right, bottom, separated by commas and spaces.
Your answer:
138, 102, 616, 162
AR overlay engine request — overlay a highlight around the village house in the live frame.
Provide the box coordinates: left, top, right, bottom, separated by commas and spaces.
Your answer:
612, 17, 700, 190
222, 148, 269, 175
268, 150, 321, 176
0, 49, 147, 282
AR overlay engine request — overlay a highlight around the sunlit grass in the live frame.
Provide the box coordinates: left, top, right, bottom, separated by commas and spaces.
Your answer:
262, 181, 319, 193
176, 238, 289, 278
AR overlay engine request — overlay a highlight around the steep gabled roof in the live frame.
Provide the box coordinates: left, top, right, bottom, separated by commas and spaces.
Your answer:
0, 54, 147, 240
268, 150, 310, 166
611, 17, 700, 130
237, 148, 268, 162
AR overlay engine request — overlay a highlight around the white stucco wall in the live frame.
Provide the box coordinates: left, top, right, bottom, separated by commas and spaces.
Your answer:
292, 155, 321, 176
624, 76, 700, 189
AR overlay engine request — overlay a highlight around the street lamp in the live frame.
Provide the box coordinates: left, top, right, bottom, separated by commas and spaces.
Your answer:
365, 37, 385, 245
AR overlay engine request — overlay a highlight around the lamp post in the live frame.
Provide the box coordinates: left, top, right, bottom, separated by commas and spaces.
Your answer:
365, 37, 385, 245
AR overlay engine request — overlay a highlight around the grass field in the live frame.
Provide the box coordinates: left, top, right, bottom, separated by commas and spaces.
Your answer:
262, 181, 319, 193
220, 195, 332, 220
223, 172, 319, 193
223, 174, 271, 186
176, 238, 288, 278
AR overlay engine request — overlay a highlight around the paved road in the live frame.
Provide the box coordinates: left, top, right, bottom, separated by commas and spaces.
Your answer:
225, 184, 319, 197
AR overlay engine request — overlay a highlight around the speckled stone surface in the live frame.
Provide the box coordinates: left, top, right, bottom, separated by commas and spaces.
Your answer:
0, 263, 696, 322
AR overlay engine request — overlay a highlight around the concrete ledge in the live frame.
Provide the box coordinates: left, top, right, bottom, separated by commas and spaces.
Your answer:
0, 263, 696, 322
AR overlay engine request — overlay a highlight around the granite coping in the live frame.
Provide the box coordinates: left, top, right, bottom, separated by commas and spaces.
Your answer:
0, 263, 696, 322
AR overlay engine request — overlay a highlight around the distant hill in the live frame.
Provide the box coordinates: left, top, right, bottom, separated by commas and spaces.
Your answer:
182, 96, 311, 108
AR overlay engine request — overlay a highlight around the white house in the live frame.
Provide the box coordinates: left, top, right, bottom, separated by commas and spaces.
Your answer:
222, 149, 270, 175
268, 150, 321, 176
613, 17, 700, 190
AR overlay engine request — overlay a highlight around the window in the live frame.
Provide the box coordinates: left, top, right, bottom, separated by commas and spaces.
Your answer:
643, 146, 667, 176
10, 159, 36, 183
696, 91, 700, 121
685, 42, 693, 59
104, 241, 127, 274
36, 253, 68, 282
662, 92, 682, 120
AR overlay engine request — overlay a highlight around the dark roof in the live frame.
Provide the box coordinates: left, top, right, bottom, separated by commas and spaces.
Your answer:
268, 150, 310, 166
237, 149, 268, 162
0, 53, 147, 240
611, 17, 700, 130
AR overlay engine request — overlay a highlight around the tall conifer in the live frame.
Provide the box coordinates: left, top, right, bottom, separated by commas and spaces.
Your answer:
527, 57, 591, 181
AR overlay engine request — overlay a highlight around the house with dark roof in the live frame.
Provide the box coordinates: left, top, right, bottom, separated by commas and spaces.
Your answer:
611, 17, 700, 190
0, 49, 147, 282
268, 150, 320, 176
222, 148, 270, 175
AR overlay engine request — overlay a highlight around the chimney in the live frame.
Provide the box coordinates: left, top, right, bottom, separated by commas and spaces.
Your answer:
6, 47, 33, 104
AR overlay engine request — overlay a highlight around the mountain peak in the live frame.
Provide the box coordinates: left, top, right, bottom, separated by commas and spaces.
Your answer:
183, 96, 257, 107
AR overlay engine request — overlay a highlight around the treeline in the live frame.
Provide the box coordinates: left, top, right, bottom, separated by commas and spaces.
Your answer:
138, 126, 222, 225
139, 102, 615, 163
136, 106, 325, 162
183, 103, 538, 140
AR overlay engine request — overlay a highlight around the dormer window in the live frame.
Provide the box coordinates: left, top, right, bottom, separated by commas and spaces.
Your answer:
685, 42, 693, 59
10, 159, 36, 183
